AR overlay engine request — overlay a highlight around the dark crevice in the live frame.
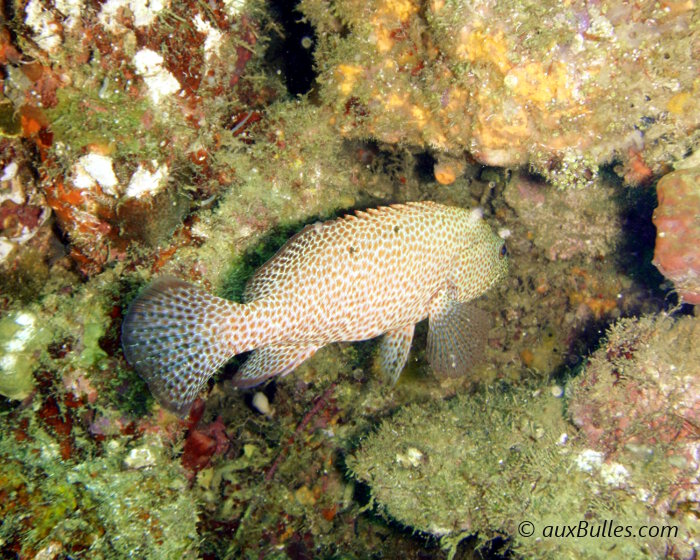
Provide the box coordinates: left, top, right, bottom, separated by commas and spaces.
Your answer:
414, 151, 437, 183
613, 175, 671, 306
265, 0, 317, 96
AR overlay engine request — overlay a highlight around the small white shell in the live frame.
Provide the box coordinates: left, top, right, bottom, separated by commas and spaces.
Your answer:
252, 391, 273, 416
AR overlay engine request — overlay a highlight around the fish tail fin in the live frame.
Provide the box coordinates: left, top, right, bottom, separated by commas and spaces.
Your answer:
121, 276, 243, 416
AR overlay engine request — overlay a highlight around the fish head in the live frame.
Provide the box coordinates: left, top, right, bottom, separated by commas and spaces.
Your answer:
448, 208, 508, 302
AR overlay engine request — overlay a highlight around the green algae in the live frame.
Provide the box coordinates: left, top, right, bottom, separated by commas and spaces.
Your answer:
348, 314, 699, 559
0, 407, 199, 558
348, 385, 571, 554
0, 309, 47, 400
46, 70, 166, 171
107, 363, 153, 417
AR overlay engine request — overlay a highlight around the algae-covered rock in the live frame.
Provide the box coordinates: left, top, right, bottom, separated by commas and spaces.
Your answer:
350, 352, 698, 560
0, 416, 199, 559
652, 167, 700, 304
303, 0, 699, 176
504, 172, 621, 261
347, 386, 580, 552
569, 314, 699, 454
568, 314, 699, 528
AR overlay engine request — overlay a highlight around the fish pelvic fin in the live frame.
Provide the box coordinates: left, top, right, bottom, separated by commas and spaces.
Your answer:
379, 324, 415, 384
427, 289, 489, 378
121, 276, 243, 416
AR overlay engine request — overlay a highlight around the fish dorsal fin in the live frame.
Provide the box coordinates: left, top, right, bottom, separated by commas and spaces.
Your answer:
243, 223, 322, 302
426, 289, 489, 377
243, 203, 436, 303
243, 206, 398, 302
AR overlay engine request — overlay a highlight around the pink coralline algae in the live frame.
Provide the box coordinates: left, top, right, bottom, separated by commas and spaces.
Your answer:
652, 167, 700, 304
567, 314, 699, 554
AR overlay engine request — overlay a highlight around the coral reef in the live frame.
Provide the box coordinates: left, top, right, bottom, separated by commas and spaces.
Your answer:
0, 0, 693, 557
303, 0, 699, 181
4, 0, 277, 275
349, 314, 698, 559
1, 4, 460, 551
0, 139, 63, 300
652, 166, 700, 304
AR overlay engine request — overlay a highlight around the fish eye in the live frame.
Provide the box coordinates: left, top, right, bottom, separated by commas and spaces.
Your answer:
499, 243, 507, 258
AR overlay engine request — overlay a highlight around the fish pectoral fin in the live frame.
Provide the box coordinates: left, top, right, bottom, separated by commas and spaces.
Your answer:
232, 343, 319, 389
427, 290, 489, 378
379, 324, 415, 384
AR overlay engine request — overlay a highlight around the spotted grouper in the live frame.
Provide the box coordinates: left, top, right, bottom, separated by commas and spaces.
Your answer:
122, 202, 508, 414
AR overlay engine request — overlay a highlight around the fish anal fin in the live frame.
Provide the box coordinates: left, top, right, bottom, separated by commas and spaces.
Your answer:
379, 323, 415, 384
233, 343, 318, 389
427, 290, 489, 378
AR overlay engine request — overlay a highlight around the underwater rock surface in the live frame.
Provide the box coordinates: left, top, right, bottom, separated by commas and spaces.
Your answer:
568, 314, 700, 529
504, 171, 620, 261
349, 313, 699, 559
303, 0, 699, 182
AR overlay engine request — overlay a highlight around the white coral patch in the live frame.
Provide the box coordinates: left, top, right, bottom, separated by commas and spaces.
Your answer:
0, 239, 15, 264
575, 449, 604, 473
55, 0, 84, 30
600, 462, 630, 487
125, 162, 169, 198
6, 312, 37, 353
72, 154, 120, 196
124, 442, 160, 469
99, 0, 169, 32
193, 14, 224, 62
0, 162, 24, 205
133, 48, 181, 105
396, 447, 425, 468
223, 0, 246, 17
24, 0, 62, 52
1, 162, 18, 183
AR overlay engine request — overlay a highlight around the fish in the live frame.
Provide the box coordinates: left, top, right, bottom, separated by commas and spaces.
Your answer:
121, 202, 508, 415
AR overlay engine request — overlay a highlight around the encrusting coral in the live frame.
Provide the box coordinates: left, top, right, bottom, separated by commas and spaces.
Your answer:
652, 166, 700, 304
303, 0, 699, 184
